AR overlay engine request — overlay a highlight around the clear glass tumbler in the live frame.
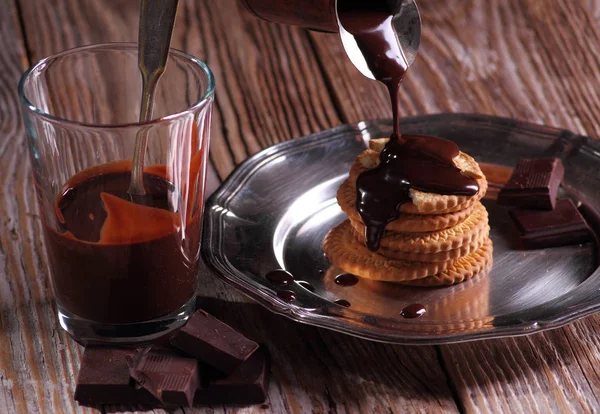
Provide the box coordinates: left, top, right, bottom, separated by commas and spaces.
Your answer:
18, 43, 214, 344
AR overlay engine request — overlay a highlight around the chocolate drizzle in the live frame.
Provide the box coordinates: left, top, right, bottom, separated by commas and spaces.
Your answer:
339, 3, 479, 251
338, 3, 407, 137
356, 136, 479, 250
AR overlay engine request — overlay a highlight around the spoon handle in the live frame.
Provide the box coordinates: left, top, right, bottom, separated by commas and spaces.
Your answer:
129, 0, 179, 196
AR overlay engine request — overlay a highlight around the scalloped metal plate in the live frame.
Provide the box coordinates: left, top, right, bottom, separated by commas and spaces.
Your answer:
201, 114, 600, 344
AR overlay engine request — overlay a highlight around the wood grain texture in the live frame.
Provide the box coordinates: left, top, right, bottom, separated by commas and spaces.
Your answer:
17, 0, 341, 180
307, 0, 600, 413
7, 0, 600, 413
310, 0, 600, 138
0, 1, 94, 414
9, 0, 458, 413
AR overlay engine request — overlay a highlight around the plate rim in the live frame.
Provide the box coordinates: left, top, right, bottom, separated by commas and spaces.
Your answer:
201, 113, 600, 345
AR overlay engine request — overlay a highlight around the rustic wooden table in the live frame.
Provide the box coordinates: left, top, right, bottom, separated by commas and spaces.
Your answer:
2, 0, 600, 412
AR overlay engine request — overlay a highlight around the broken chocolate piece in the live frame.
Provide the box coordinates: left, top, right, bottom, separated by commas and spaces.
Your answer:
498, 158, 564, 210
195, 346, 270, 406
509, 198, 591, 249
170, 309, 259, 374
578, 203, 600, 268
74, 347, 159, 407
128, 348, 199, 407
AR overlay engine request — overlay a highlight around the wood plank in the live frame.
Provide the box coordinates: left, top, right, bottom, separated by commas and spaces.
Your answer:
0, 1, 94, 413
308, 0, 600, 412
440, 328, 600, 413
193, 276, 458, 414
14, 0, 459, 413
310, 0, 600, 137
18, 0, 341, 180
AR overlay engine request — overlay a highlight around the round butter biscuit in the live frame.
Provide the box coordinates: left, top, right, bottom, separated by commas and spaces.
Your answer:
323, 220, 492, 283
337, 179, 476, 233
375, 230, 489, 262
350, 202, 489, 254
349, 148, 488, 215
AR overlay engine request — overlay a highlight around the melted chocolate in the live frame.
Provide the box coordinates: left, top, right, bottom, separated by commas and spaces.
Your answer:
46, 168, 200, 323
338, 3, 407, 137
277, 290, 296, 302
339, 4, 480, 251
334, 273, 359, 286
297, 281, 315, 292
265, 270, 294, 286
334, 299, 351, 308
356, 136, 479, 250
401, 303, 426, 319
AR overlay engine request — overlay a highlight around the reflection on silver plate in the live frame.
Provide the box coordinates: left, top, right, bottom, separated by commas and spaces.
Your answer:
202, 114, 600, 344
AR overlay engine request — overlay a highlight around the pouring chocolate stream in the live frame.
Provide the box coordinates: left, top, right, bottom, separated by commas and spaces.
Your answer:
338, 3, 479, 251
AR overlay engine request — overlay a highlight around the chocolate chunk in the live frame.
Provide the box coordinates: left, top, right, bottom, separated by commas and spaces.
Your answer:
578, 203, 600, 267
170, 309, 259, 374
498, 158, 564, 210
195, 346, 270, 406
74, 347, 159, 407
509, 199, 591, 249
128, 349, 199, 407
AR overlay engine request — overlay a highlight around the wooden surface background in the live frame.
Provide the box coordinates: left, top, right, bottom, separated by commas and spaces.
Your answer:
2, 0, 600, 412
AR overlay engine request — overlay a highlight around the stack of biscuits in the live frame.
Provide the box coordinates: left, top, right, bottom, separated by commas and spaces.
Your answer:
323, 138, 493, 287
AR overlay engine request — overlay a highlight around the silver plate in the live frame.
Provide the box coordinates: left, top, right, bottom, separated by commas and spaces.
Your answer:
202, 114, 600, 344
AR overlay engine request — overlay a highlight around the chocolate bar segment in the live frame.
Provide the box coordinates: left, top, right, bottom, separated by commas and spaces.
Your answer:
74, 347, 159, 407
498, 158, 564, 210
128, 348, 200, 407
509, 198, 591, 249
195, 346, 270, 405
170, 309, 259, 374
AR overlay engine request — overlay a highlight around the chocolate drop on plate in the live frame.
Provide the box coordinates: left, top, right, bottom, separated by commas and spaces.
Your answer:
401, 303, 426, 319
334, 273, 359, 286
277, 290, 296, 302
170, 309, 259, 375
128, 348, 199, 407
297, 281, 315, 292
338, 4, 479, 252
334, 299, 351, 308
265, 269, 294, 286
74, 347, 160, 407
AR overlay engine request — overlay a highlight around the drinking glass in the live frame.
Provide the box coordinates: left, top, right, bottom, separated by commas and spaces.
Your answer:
18, 43, 214, 343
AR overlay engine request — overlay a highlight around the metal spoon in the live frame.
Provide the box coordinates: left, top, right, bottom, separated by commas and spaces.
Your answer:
128, 0, 179, 197
336, 0, 422, 79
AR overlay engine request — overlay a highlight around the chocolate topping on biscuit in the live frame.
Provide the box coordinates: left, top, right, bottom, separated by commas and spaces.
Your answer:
356, 136, 479, 251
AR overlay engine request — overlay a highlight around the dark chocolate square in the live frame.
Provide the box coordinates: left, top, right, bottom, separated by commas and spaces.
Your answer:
509, 198, 591, 249
498, 158, 564, 210
74, 347, 160, 407
170, 309, 259, 374
128, 348, 200, 407
195, 346, 270, 406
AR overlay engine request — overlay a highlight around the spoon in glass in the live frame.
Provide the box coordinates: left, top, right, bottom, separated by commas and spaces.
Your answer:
128, 0, 179, 198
